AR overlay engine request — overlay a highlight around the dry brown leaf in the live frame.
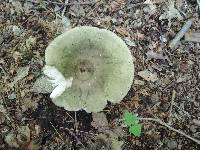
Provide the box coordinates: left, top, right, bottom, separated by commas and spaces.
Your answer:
159, 0, 183, 27
115, 27, 129, 37
21, 98, 38, 113
17, 125, 30, 145
138, 88, 150, 96
110, 0, 126, 12
131, 95, 140, 108
9, 66, 30, 87
27, 141, 39, 150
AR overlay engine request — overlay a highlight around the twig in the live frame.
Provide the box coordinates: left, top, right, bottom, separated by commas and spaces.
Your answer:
139, 117, 200, 145
126, 0, 165, 10
168, 90, 176, 124
27, 0, 96, 6
74, 112, 78, 133
51, 1, 96, 6
65, 127, 85, 148
173, 103, 191, 118
169, 18, 194, 48
61, 0, 67, 17
50, 121, 64, 141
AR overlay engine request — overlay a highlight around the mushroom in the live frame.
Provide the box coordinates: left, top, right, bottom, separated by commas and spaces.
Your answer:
44, 26, 134, 112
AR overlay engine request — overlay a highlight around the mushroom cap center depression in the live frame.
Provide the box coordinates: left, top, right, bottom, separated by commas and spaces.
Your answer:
75, 59, 95, 81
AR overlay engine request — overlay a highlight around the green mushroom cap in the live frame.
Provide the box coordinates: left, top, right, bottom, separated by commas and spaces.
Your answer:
45, 26, 134, 112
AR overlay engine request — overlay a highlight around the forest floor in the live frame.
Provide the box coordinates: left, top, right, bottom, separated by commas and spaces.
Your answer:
0, 0, 200, 149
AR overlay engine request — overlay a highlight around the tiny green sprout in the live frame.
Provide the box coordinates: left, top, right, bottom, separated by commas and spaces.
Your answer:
124, 112, 137, 126
123, 111, 142, 137
129, 124, 142, 137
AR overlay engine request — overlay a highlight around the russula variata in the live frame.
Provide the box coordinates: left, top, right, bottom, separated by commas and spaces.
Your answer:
44, 26, 134, 112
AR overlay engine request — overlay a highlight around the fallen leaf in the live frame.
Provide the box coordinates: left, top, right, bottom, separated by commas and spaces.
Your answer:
143, 0, 157, 14
124, 38, 136, 47
10, 66, 30, 86
10, 0, 23, 14
69, 4, 85, 17
138, 88, 150, 96
21, 98, 38, 112
131, 95, 140, 107
23, 1, 34, 14
110, 0, 126, 12
138, 69, 158, 82
159, 0, 183, 27
26, 36, 36, 49
17, 125, 30, 144
134, 80, 145, 85
116, 27, 129, 37
33, 75, 54, 94
184, 32, 200, 43
5, 133, 19, 148
146, 50, 166, 60
12, 25, 21, 36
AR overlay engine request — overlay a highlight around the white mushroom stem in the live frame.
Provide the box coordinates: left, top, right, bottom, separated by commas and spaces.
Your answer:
43, 65, 73, 99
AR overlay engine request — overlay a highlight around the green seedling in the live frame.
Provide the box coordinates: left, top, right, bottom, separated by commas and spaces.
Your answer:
123, 111, 142, 137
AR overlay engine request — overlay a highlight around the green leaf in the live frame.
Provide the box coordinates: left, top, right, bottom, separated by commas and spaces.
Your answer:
124, 112, 137, 126
129, 124, 142, 137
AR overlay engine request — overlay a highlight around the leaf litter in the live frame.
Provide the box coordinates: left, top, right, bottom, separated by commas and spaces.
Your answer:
1, 0, 200, 149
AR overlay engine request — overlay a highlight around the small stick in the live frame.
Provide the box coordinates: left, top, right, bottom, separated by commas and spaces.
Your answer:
169, 18, 194, 49
50, 121, 64, 141
139, 117, 200, 144
168, 90, 176, 124
27, 0, 96, 6
65, 127, 85, 148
